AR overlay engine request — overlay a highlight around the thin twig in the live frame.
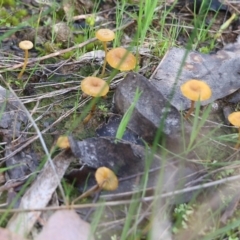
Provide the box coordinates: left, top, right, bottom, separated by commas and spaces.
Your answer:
0, 171, 240, 213
0, 20, 135, 73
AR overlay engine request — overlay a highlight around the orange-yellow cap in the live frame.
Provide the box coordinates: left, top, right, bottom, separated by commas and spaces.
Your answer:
106, 47, 136, 71
96, 29, 115, 42
95, 167, 118, 191
19, 40, 33, 50
56, 136, 70, 149
81, 77, 109, 97
228, 112, 240, 127
180, 79, 212, 101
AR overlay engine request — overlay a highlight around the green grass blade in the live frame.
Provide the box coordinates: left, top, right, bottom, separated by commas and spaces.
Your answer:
115, 87, 142, 140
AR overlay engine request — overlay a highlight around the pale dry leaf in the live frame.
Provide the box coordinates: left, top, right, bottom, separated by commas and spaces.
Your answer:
36, 210, 95, 240
7, 150, 74, 237
0, 228, 27, 240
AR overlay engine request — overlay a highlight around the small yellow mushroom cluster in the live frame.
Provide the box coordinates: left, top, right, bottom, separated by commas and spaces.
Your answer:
79, 28, 136, 124
56, 136, 119, 203
95, 28, 136, 76
56, 136, 118, 190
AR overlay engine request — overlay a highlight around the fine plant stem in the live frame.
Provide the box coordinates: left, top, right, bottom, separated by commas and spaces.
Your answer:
37, 7, 43, 25
17, 50, 28, 79
115, 88, 142, 140
215, 13, 237, 39
100, 42, 108, 77
235, 127, 240, 149
72, 185, 99, 204
185, 100, 195, 119
83, 104, 96, 124
2, 170, 240, 214
114, 0, 126, 47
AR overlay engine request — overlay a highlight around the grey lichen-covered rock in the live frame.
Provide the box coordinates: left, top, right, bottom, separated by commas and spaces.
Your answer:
69, 136, 146, 177
68, 136, 205, 203
96, 115, 144, 145
150, 43, 240, 110
113, 72, 189, 150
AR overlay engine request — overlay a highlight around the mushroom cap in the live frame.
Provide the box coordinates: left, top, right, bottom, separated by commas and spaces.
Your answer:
180, 79, 212, 101
56, 136, 70, 149
19, 40, 34, 50
96, 29, 115, 42
228, 112, 240, 127
95, 167, 118, 191
81, 77, 109, 97
106, 47, 136, 71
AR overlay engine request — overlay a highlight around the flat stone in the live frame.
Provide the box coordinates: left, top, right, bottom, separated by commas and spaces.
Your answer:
68, 136, 205, 203
96, 115, 143, 145
69, 136, 147, 176
150, 43, 240, 110
113, 72, 190, 150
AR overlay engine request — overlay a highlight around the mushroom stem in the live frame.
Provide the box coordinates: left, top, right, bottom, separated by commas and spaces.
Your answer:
185, 100, 195, 119
100, 42, 108, 77
18, 49, 29, 79
83, 104, 96, 124
72, 185, 99, 204
235, 127, 240, 149
72, 180, 108, 204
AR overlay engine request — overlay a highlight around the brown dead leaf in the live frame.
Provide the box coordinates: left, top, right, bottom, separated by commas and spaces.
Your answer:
36, 210, 95, 240
0, 228, 27, 240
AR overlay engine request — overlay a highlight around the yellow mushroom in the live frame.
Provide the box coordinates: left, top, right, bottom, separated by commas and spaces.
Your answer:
81, 76, 109, 123
17, 40, 34, 79
56, 136, 70, 149
95, 167, 118, 191
228, 112, 240, 149
95, 29, 115, 76
180, 79, 212, 119
81, 76, 109, 97
106, 47, 136, 71
72, 166, 118, 204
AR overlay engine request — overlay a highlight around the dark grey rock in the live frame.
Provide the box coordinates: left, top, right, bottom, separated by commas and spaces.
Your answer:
96, 115, 144, 145
113, 72, 190, 151
68, 135, 238, 234
5, 148, 39, 180
68, 136, 206, 203
69, 136, 147, 176
227, 89, 240, 104
223, 105, 233, 125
